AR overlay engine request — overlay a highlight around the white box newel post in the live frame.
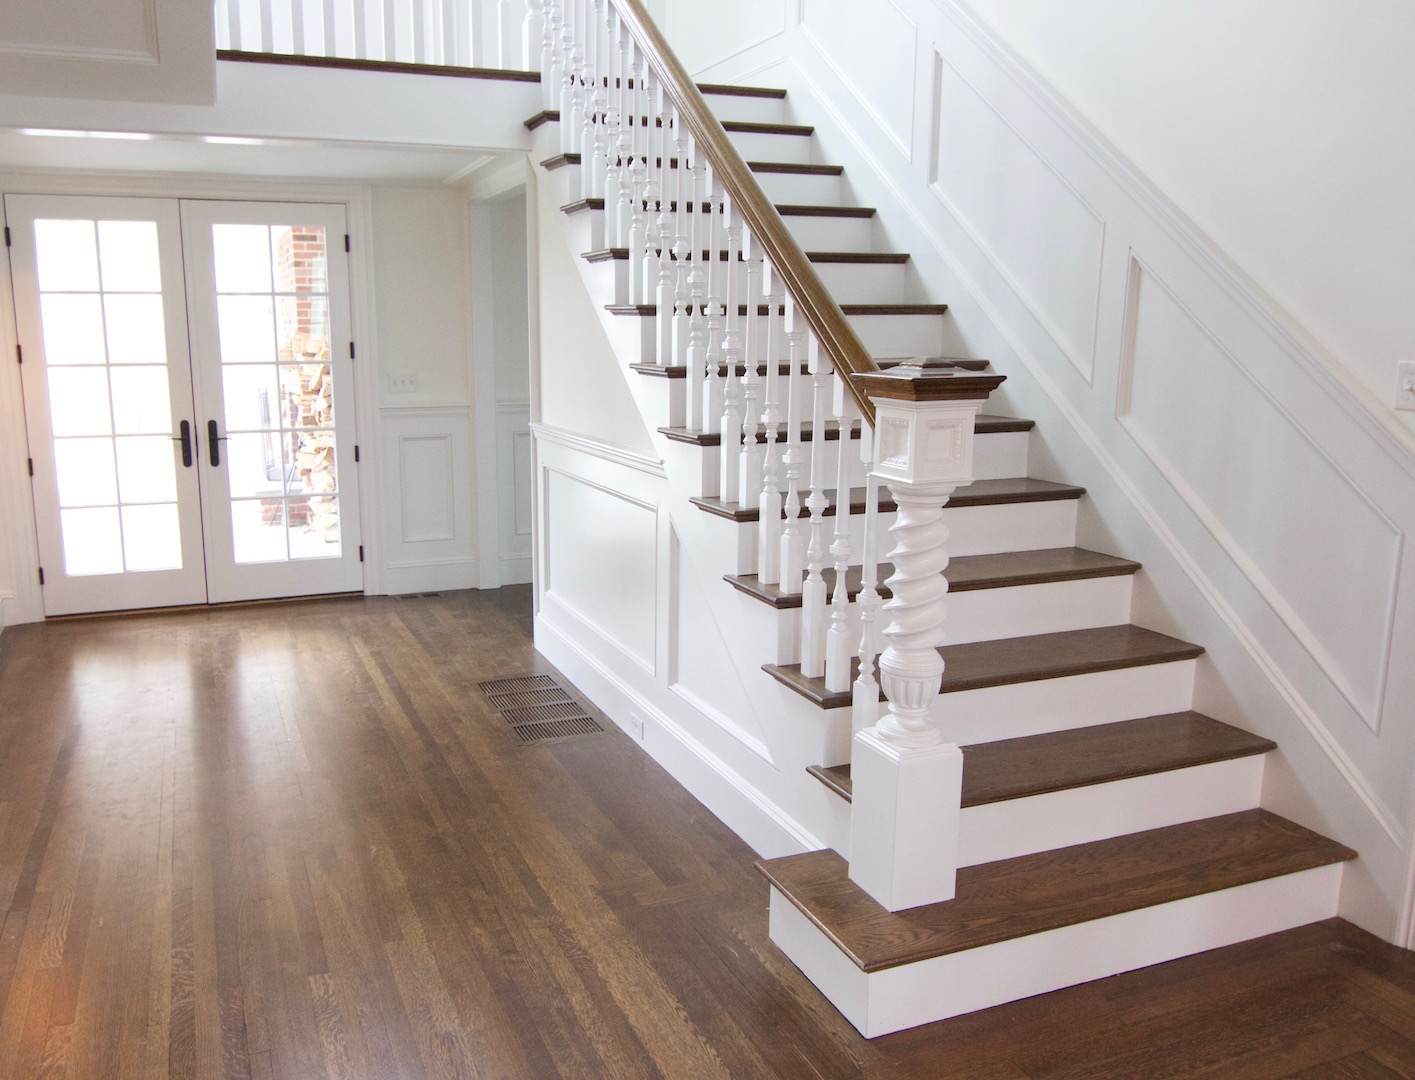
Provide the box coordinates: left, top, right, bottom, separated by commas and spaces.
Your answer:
846, 362, 1004, 913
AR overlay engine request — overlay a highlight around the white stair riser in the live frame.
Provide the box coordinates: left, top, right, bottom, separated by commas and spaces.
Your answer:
752, 171, 845, 205
768, 861, 1343, 1037
704, 92, 789, 125
783, 214, 875, 251
765, 575, 1134, 665
726, 129, 816, 163
650, 429, 1024, 497
941, 575, 1133, 646
703, 497, 1080, 577
848, 312, 947, 356
957, 755, 1265, 867
934, 660, 1198, 746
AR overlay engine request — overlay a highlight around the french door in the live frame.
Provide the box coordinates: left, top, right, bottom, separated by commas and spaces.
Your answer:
6, 194, 363, 616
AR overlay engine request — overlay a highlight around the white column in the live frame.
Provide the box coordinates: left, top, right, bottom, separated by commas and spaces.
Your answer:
846, 363, 1000, 913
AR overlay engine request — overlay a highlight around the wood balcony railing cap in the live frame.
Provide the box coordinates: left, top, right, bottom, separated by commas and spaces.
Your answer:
850, 363, 1006, 403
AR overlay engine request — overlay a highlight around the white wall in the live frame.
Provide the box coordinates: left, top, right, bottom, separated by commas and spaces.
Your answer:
654, 0, 1415, 942
958, 0, 1415, 441
370, 185, 478, 593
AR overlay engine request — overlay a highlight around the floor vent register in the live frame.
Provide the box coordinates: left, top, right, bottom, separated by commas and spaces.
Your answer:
478, 674, 605, 743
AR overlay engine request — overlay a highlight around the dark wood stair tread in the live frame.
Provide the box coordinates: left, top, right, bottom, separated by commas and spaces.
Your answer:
721, 120, 814, 136
691, 476, 1083, 523
699, 83, 788, 98
633, 357, 991, 381
729, 546, 1135, 609
807, 711, 1274, 806
609, 302, 949, 317
764, 624, 1204, 709
756, 809, 1355, 973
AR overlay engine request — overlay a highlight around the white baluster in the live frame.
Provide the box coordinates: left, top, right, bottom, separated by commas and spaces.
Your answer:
738, 232, 764, 507
577, 0, 597, 198
642, 74, 663, 306
567, 2, 587, 162
540, 0, 557, 101
626, 47, 648, 305
523, 0, 540, 70
685, 137, 708, 435
825, 388, 856, 693
558, 0, 576, 152
602, 9, 624, 245
719, 196, 744, 505
671, 117, 692, 367
800, 336, 832, 678
703, 166, 724, 435
653, 98, 677, 368
852, 431, 881, 734
587, 0, 608, 198
779, 294, 806, 594
615, 24, 635, 249
758, 261, 785, 583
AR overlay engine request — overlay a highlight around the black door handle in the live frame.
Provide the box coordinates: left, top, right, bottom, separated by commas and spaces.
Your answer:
172, 419, 193, 467
207, 420, 226, 467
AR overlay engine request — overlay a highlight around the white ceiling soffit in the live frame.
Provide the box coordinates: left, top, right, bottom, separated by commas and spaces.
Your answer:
0, 0, 215, 105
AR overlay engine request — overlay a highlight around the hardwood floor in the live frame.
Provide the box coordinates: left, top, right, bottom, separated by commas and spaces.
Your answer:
0, 588, 1411, 1078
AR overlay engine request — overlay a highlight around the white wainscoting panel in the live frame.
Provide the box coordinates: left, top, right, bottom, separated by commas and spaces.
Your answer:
496, 402, 533, 584
543, 468, 659, 673
801, 0, 917, 159
929, 50, 1104, 381
1120, 259, 1402, 732
379, 406, 475, 594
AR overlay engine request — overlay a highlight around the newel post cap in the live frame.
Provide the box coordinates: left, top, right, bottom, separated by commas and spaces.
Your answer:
852, 362, 1005, 488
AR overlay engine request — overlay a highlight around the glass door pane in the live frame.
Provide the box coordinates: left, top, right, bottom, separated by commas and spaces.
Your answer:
6, 195, 209, 616
180, 201, 362, 604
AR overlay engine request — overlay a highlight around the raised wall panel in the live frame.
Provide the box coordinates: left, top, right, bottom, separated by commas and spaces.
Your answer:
400, 436, 455, 542
497, 403, 533, 585
379, 407, 475, 594
801, 0, 917, 158
0, 0, 214, 103
1120, 260, 1402, 731
929, 51, 1104, 380
544, 469, 658, 673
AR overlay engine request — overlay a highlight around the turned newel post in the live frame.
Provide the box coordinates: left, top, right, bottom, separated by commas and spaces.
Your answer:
845, 362, 1005, 913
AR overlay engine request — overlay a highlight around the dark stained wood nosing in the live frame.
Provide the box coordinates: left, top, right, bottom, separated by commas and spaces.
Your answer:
609, 302, 949, 317
691, 476, 1084, 523
540, 151, 582, 169
764, 624, 1204, 709
746, 160, 845, 175
721, 120, 814, 136
728, 546, 1137, 609
697, 82, 789, 98
218, 48, 542, 80
757, 810, 1355, 973
775, 204, 875, 218
808, 711, 1274, 805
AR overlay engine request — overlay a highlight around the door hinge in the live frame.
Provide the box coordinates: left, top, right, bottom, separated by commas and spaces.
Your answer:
37, 567, 44, 586
349, 341, 355, 360
15, 344, 21, 365
26, 458, 33, 477
3, 226, 10, 248
344, 233, 350, 253
358, 545, 364, 563
353, 444, 360, 463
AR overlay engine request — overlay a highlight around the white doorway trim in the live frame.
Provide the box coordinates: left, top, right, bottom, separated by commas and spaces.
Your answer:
0, 169, 386, 621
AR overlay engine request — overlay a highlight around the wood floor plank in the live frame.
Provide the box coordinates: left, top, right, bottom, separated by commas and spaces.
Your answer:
0, 590, 1408, 1078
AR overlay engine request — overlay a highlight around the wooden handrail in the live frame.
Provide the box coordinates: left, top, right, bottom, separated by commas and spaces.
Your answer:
608, 0, 880, 425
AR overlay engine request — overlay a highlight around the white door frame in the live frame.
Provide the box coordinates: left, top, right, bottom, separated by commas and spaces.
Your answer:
0, 170, 387, 624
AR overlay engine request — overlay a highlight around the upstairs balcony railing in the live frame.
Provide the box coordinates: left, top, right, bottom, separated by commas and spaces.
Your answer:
214, 0, 540, 70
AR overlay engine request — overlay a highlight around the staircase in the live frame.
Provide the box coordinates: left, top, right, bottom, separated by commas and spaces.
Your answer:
526, 9, 1357, 1038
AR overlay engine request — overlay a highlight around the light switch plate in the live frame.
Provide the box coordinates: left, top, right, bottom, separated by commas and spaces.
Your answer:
1397, 361, 1415, 411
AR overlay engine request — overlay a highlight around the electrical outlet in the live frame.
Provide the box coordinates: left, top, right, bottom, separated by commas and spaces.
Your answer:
627, 711, 645, 740
1397, 361, 1415, 412
390, 373, 417, 393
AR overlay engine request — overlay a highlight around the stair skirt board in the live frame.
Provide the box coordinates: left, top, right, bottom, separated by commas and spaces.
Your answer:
955, 755, 1264, 867
766, 863, 1344, 1038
